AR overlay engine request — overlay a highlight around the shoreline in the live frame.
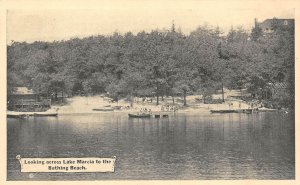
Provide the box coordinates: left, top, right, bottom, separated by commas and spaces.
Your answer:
7, 96, 279, 117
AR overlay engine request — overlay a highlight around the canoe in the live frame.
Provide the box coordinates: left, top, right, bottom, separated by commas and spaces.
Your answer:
93, 108, 114, 111
7, 114, 27, 119
33, 113, 58, 117
211, 109, 256, 114
210, 110, 238, 113
258, 108, 277, 112
7, 112, 58, 118
128, 113, 151, 118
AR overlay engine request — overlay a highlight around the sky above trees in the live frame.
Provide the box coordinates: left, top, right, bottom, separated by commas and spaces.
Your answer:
6, 0, 295, 43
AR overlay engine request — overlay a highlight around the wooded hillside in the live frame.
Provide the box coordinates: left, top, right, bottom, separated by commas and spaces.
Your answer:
7, 19, 294, 108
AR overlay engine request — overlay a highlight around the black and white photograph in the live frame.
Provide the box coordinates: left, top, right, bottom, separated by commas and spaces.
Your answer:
4, 0, 297, 181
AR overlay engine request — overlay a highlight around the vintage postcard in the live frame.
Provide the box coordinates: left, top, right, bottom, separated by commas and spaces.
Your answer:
1, 0, 299, 184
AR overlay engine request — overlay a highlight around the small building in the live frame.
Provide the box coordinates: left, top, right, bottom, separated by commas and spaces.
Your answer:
267, 82, 289, 99
255, 18, 294, 34
251, 82, 289, 100
8, 87, 51, 112
8, 87, 38, 104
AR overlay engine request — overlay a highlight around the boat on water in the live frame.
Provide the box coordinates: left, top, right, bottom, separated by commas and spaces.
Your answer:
7, 112, 58, 118
154, 114, 169, 118
210, 110, 238, 113
128, 113, 151, 118
7, 114, 27, 119
33, 113, 58, 117
210, 109, 257, 114
92, 108, 114, 111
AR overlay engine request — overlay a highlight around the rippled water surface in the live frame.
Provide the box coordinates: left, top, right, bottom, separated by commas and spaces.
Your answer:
7, 112, 294, 180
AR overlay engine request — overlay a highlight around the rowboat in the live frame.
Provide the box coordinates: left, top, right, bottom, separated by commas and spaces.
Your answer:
211, 109, 258, 114
128, 113, 151, 118
210, 110, 238, 113
7, 114, 27, 119
33, 113, 58, 117
92, 108, 114, 111
7, 112, 58, 118
154, 114, 169, 118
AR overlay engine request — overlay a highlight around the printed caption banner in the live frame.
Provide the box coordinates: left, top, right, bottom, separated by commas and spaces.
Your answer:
16, 155, 116, 172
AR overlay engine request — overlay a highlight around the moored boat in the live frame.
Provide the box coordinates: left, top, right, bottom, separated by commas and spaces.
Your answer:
128, 113, 151, 118
33, 113, 58, 117
211, 109, 259, 114
210, 109, 238, 113
7, 114, 27, 119
92, 108, 114, 111
7, 112, 58, 118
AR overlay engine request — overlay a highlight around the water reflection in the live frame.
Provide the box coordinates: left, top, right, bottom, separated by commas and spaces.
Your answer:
7, 112, 294, 180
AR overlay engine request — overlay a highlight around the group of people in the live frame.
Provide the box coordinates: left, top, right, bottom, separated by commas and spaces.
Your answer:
227, 100, 263, 110
139, 107, 152, 114
138, 105, 177, 114
161, 105, 177, 112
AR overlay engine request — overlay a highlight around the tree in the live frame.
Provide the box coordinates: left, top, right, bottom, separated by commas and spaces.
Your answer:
7, 22, 294, 108
251, 22, 263, 41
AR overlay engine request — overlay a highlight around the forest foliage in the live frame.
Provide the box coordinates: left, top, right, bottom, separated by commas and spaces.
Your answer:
7, 19, 295, 107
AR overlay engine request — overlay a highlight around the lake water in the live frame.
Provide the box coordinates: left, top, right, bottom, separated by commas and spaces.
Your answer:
7, 112, 294, 180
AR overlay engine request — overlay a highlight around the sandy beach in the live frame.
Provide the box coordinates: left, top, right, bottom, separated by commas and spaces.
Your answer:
7, 95, 278, 116
47, 95, 267, 115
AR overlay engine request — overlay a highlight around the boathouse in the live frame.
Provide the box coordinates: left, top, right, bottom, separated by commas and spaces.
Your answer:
8, 87, 51, 112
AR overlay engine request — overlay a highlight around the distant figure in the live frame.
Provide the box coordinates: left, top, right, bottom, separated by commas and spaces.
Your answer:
174, 106, 178, 112
239, 102, 241, 109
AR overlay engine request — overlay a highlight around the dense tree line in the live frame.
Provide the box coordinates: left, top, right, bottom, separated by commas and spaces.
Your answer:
7, 19, 294, 108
